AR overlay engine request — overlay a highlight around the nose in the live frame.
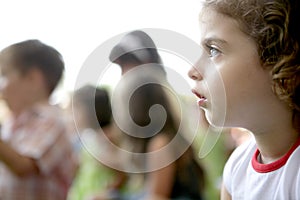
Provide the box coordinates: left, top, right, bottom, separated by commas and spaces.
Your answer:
188, 65, 203, 81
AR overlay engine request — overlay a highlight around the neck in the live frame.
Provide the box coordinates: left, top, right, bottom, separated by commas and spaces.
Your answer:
245, 93, 300, 164
12, 98, 49, 118
253, 125, 299, 164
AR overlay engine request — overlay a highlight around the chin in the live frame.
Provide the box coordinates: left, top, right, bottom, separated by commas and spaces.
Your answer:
204, 109, 227, 128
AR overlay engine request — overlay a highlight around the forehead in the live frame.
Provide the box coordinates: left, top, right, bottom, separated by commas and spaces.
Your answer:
0, 50, 15, 70
0, 50, 27, 76
0, 61, 18, 76
199, 8, 248, 44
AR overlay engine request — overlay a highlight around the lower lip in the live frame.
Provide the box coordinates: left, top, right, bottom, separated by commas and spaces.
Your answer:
197, 98, 207, 107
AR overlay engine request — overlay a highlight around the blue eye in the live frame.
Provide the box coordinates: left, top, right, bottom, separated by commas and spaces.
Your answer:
204, 43, 221, 58
208, 46, 220, 57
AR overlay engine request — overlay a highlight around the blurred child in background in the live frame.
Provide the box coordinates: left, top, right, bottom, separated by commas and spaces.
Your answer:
109, 30, 206, 200
68, 85, 127, 200
0, 40, 77, 199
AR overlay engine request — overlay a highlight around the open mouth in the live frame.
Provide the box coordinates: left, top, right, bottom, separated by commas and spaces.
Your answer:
192, 89, 207, 106
192, 89, 206, 100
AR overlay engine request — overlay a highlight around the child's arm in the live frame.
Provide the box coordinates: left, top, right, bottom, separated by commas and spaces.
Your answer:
108, 170, 128, 190
0, 140, 39, 177
147, 161, 176, 198
146, 134, 175, 198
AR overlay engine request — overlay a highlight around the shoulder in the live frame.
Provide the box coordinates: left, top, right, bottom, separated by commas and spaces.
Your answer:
224, 136, 300, 171
296, 148, 300, 193
227, 137, 256, 165
289, 142, 300, 162
34, 104, 68, 130
37, 104, 64, 120
286, 143, 300, 176
223, 137, 256, 194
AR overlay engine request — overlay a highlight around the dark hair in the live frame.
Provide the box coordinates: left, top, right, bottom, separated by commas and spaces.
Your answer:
114, 49, 162, 66
129, 82, 178, 137
126, 76, 206, 197
109, 30, 165, 74
203, 0, 300, 130
0, 39, 64, 94
73, 85, 112, 129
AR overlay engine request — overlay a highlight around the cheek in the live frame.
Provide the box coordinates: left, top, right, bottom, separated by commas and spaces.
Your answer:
218, 63, 269, 126
3, 79, 24, 102
0, 77, 8, 92
204, 60, 251, 126
203, 69, 228, 127
1, 81, 13, 99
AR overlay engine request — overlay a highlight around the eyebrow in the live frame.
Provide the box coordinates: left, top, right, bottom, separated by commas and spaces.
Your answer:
202, 37, 228, 46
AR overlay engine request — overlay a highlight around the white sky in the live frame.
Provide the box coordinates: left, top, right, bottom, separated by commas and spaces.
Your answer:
0, 0, 202, 103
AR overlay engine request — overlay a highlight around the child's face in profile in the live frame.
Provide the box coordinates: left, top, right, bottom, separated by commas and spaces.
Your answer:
189, 8, 274, 128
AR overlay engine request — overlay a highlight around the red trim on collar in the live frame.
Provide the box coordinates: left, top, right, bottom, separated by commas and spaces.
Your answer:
252, 137, 300, 173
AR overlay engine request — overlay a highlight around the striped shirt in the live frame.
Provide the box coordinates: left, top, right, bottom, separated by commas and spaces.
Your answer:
0, 104, 77, 200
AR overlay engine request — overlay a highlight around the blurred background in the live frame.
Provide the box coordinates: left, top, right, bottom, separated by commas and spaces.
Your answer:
0, 1, 245, 199
0, 0, 201, 104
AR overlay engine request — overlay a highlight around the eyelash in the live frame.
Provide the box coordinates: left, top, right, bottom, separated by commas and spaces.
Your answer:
206, 45, 221, 58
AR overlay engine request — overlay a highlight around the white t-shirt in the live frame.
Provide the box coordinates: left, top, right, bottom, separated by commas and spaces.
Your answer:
223, 137, 300, 200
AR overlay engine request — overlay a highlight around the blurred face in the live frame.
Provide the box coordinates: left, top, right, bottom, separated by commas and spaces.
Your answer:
188, 8, 274, 128
0, 64, 33, 115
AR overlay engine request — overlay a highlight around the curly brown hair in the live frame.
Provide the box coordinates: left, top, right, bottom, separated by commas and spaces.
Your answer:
203, 0, 300, 130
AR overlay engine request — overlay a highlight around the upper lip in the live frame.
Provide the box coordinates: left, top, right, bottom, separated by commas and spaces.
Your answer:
192, 89, 206, 99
